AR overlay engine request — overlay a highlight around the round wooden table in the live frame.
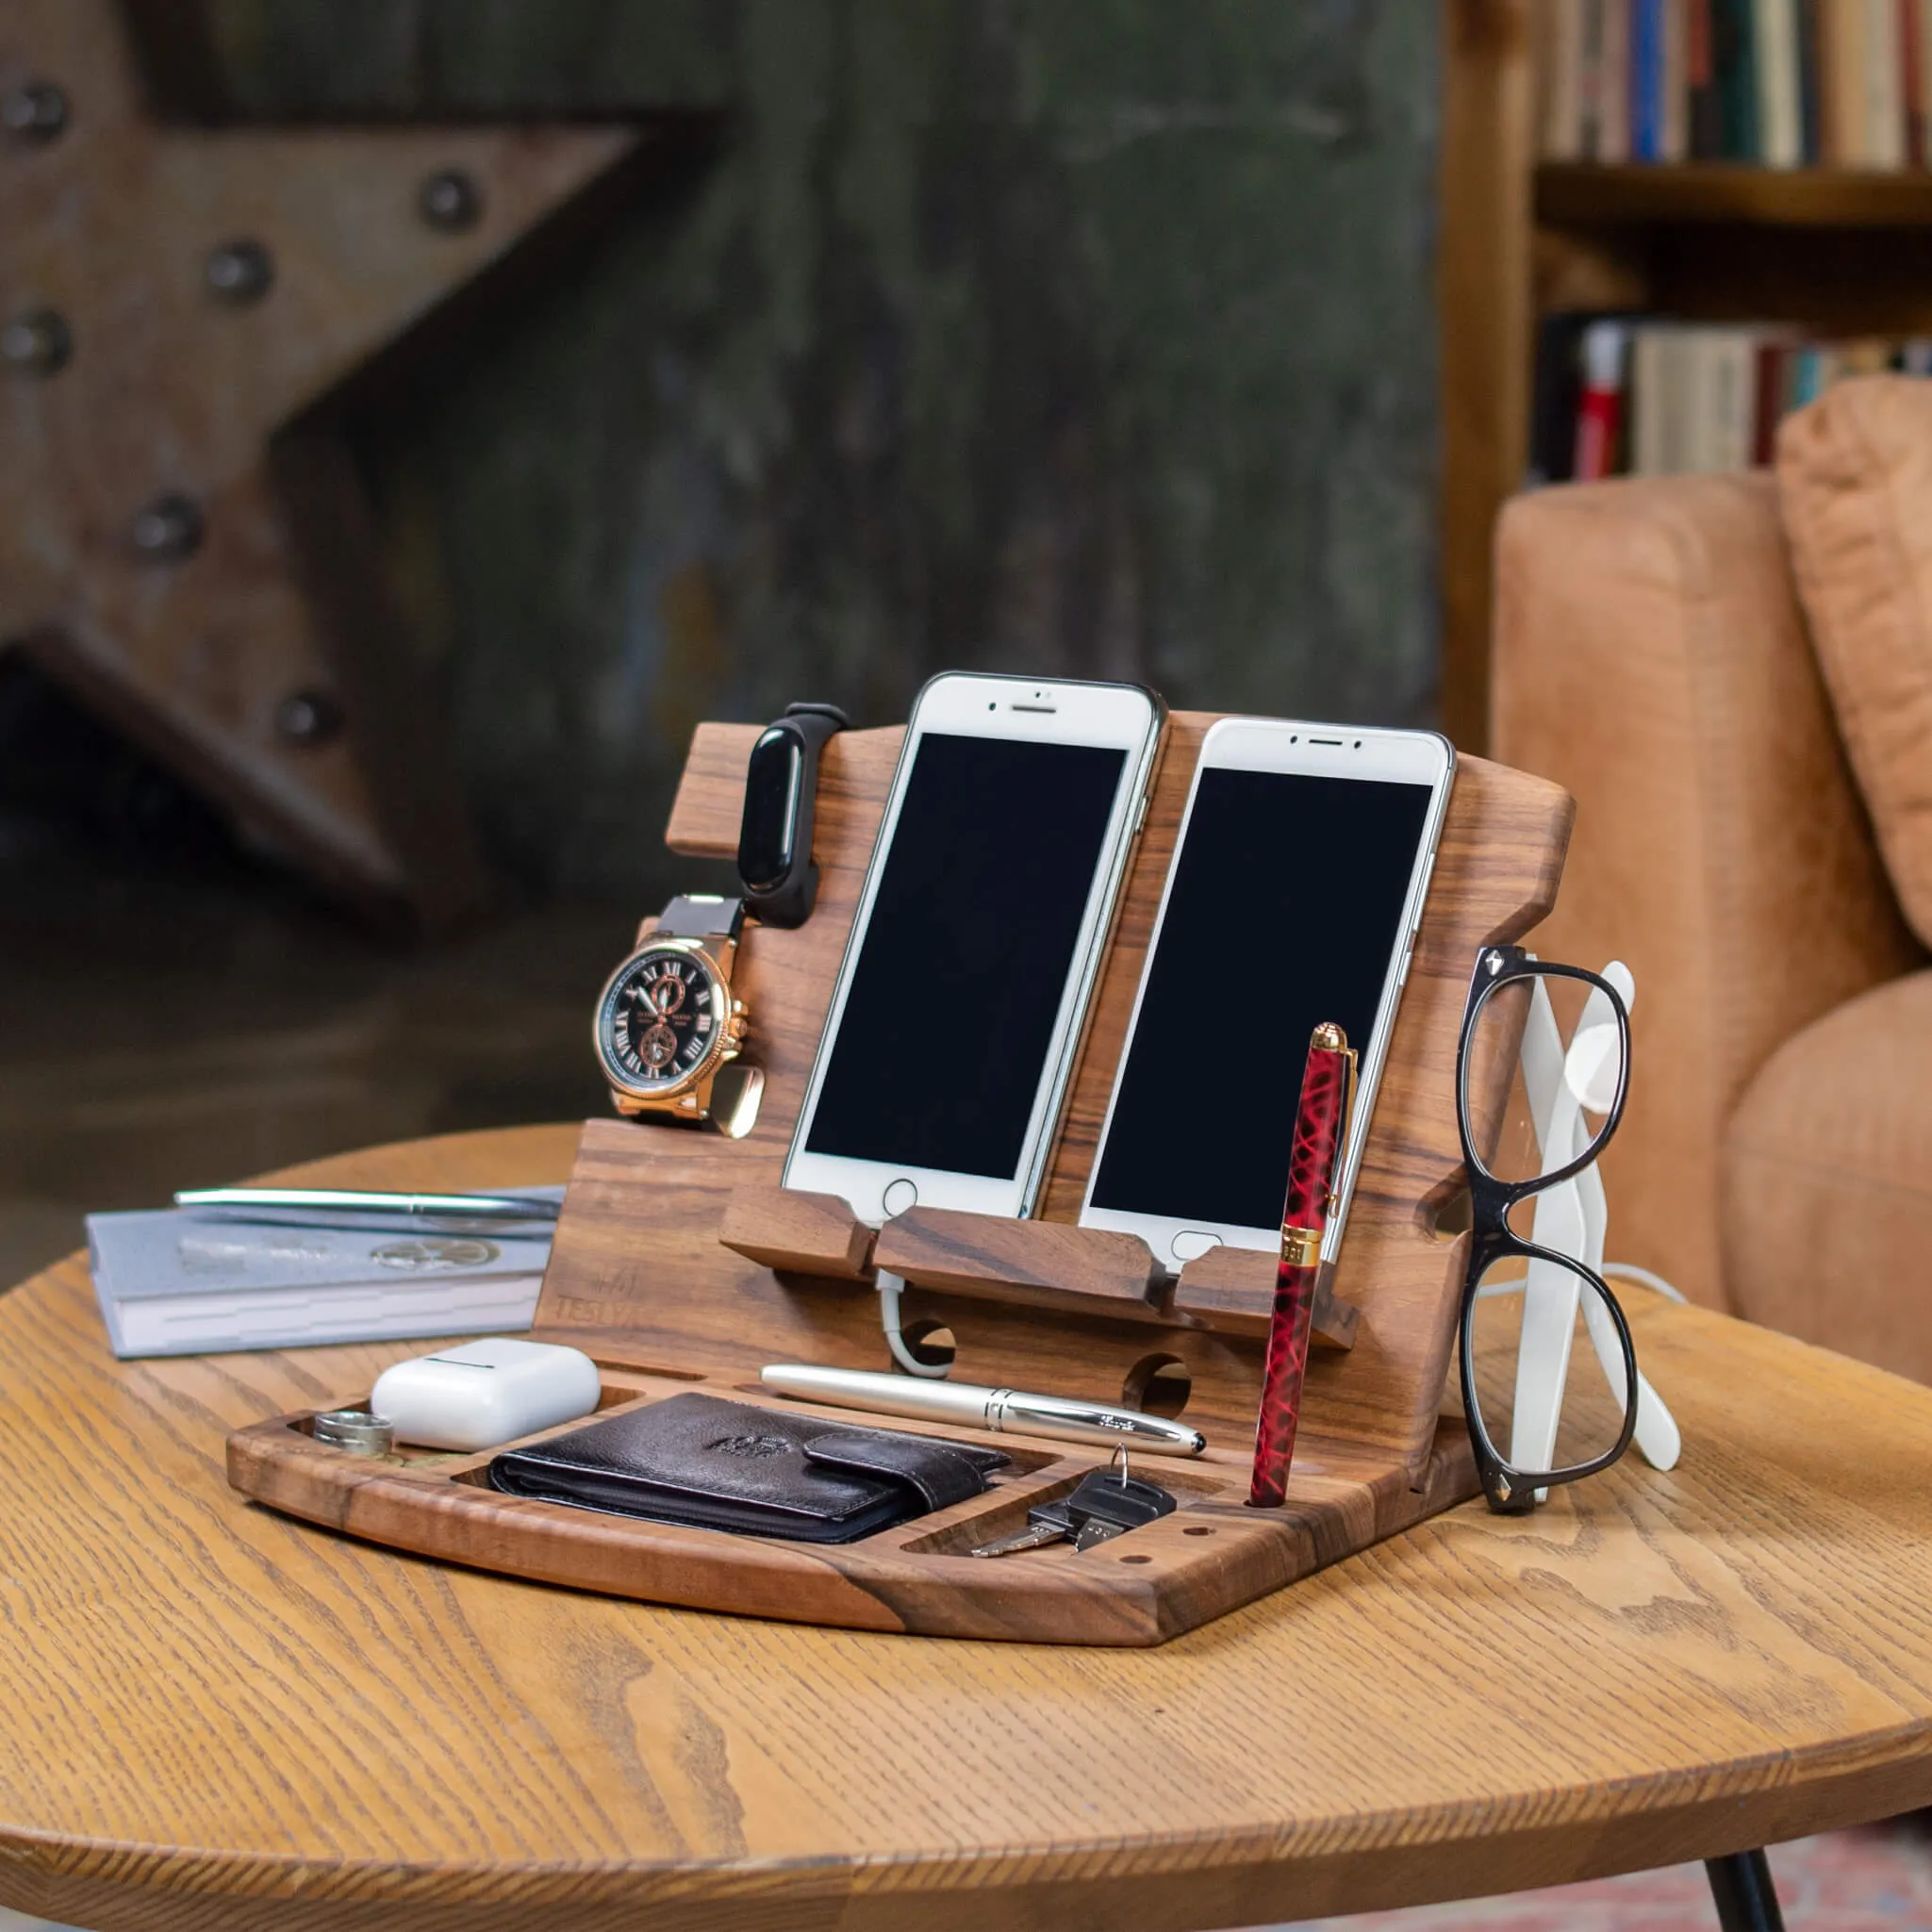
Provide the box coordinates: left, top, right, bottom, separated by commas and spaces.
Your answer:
5, 1127, 1931, 1932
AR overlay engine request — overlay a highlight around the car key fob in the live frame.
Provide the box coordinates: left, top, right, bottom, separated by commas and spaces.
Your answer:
1064, 1468, 1176, 1551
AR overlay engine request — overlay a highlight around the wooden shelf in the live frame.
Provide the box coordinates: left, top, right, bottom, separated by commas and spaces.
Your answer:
1439, 0, 1932, 753
1539, 162, 1932, 229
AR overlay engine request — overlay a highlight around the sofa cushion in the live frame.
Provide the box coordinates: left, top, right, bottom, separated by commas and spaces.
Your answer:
1779, 375, 1932, 949
1723, 969, 1932, 1383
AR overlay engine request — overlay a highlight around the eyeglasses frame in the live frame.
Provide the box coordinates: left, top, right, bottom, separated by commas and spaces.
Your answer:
1453, 944, 1640, 1514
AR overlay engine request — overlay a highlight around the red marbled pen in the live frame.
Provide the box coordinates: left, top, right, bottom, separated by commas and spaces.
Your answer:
1248, 1021, 1356, 1508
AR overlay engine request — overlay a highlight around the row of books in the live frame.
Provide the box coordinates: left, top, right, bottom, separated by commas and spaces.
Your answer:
1527, 312, 1932, 483
1539, 0, 1932, 168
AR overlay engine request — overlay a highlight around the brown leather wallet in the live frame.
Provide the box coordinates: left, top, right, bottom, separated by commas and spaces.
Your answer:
488, 1391, 1007, 1544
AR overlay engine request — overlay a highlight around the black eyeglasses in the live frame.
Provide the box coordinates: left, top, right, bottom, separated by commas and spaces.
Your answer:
1454, 944, 1639, 1514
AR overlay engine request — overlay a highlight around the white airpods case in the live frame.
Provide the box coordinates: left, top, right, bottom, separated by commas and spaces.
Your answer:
369, 1337, 601, 1451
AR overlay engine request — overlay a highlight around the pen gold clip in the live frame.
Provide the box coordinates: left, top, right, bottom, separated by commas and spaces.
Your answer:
1310, 1025, 1359, 1219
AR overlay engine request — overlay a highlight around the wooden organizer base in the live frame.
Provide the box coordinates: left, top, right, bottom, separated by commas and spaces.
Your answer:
228, 712, 1573, 1645
229, 1365, 1482, 1644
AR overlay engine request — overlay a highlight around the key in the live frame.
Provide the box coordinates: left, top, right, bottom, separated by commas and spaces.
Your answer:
968, 1498, 1079, 1559
1065, 1468, 1176, 1552
967, 1466, 1180, 1559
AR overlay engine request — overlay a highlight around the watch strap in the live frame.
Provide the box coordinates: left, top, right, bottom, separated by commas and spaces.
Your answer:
780, 701, 850, 747
652, 894, 746, 944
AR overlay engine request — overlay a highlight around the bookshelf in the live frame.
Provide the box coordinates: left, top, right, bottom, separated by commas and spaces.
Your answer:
1437, 1, 1932, 751
1537, 160, 1932, 223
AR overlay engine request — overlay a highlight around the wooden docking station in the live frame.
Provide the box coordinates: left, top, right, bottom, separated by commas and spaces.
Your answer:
229, 714, 1574, 1645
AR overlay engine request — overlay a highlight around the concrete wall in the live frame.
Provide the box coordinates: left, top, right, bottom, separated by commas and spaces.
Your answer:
207, 0, 1440, 899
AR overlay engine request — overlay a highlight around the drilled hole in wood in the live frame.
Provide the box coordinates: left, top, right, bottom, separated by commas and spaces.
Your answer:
1119, 1554, 1152, 1564
1182, 1525, 1214, 1536
1121, 1353, 1191, 1417
900, 1319, 956, 1371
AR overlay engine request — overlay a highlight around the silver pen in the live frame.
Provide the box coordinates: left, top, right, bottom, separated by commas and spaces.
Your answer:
760, 1363, 1207, 1457
173, 1187, 562, 1235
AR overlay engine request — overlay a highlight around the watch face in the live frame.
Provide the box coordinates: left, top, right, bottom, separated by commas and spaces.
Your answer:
597, 943, 726, 1095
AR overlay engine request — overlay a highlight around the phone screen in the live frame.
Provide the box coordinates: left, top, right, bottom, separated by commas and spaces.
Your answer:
1088, 768, 1432, 1230
804, 731, 1129, 1179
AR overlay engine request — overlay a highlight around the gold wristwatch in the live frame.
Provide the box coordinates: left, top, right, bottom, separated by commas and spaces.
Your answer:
592, 895, 762, 1136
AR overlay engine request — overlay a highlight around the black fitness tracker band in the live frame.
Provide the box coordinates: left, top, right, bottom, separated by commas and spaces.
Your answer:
737, 702, 850, 928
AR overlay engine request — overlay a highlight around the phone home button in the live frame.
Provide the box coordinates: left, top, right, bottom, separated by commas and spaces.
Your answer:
881, 1178, 918, 1219
1170, 1230, 1221, 1264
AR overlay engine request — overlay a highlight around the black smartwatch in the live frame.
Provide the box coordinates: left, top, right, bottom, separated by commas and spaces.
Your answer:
736, 702, 849, 928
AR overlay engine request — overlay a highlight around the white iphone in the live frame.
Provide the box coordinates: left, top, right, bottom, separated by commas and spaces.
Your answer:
783, 671, 1164, 1225
1081, 718, 1455, 1270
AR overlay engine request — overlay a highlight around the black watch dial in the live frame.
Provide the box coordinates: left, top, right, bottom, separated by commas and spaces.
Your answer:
597, 944, 725, 1093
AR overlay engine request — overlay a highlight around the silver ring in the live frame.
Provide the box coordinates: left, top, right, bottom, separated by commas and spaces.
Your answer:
312, 1407, 394, 1458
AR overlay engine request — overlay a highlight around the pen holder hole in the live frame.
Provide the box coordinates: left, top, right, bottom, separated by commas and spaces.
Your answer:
1121, 1353, 1191, 1418
900, 1319, 956, 1372
1416, 1175, 1472, 1241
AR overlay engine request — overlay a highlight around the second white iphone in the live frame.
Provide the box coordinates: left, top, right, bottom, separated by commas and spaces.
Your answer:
1080, 718, 1454, 1270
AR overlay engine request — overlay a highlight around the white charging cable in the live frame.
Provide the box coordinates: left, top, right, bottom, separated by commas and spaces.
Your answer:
877, 1269, 951, 1378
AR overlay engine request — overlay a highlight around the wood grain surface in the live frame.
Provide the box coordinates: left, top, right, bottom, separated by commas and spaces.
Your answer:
718, 1183, 878, 1280
9, 1127, 1932, 1930
1170, 1245, 1362, 1350
871, 1205, 1166, 1314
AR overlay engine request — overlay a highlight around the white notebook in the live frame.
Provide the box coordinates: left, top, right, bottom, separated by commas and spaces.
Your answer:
87, 1189, 563, 1359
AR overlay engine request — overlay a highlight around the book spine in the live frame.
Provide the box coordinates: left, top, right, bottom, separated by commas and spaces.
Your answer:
1820, 0, 1869, 161
1584, 0, 1614, 156
1907, 0, 1927, 162
1866, 0, 1907, 165
1797, 0, 1826, 157
1602, 0, 1635, 158
1663, 0, 1694, 155
1630, 324, 1671, 475
1635, 0, 1665, 155
1709, 331, 1759, 471
1544, 0, 1589, 157
1919, 0, 1932, 162
1752, 337, 1791, 463
1678, 331, 1714, 475
1576, 322, 1631, 481
1717, 0, 1761, 155
1790, 344, 1823, 407
1527, 314, 1592, 486
1691, 0, 1728, 150
1757, 0, 1806, 160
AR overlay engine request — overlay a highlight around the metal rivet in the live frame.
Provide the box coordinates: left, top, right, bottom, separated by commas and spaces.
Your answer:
204, 239, 274, 305
274, 688, 345, 748
129, 493, 205, 562
1, 308, 71, 376
1, 81, 69, 143
418, 167, 483, 233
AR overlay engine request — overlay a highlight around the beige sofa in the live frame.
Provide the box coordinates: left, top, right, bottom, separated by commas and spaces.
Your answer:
1492, 376, 1932, 1381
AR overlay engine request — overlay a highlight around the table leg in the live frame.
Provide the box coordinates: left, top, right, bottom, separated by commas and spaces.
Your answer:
1704, 1848, 1785, 1931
